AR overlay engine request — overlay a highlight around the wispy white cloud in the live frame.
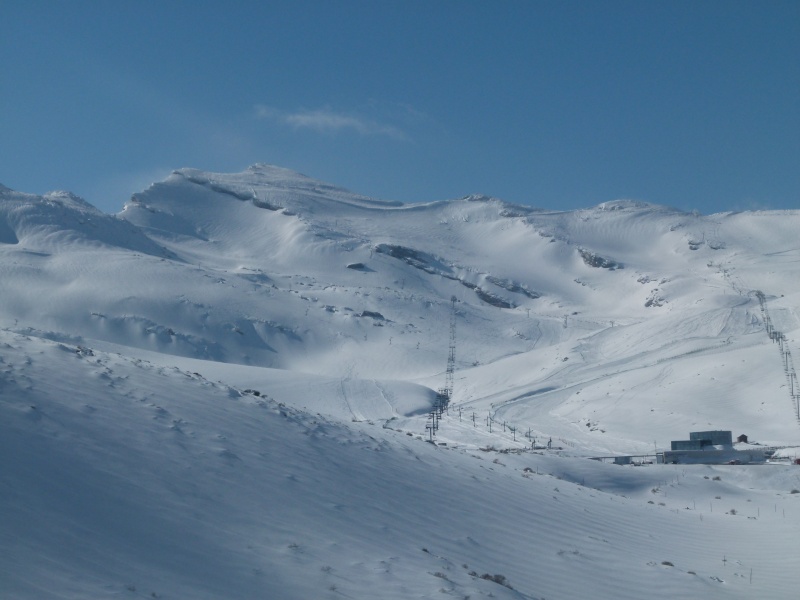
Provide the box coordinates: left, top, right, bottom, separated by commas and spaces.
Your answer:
255, 105, 407, 140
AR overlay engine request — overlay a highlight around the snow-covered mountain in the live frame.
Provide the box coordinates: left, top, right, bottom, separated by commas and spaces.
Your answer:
2, 166, 799, 599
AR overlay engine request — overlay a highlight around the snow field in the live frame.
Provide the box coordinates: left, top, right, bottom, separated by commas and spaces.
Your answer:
2, 165, 800, 598
3, 332, 799, 599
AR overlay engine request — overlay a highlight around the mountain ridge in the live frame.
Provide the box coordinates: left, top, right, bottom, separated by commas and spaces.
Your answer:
2, 165, 799, 599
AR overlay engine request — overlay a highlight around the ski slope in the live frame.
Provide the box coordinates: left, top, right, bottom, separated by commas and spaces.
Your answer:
2, 166, 799, 599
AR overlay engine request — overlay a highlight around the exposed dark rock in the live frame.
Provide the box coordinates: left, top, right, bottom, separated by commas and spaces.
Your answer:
645, 291, 665, 307
578, 249, 623, 270
358, 310, 385, 320
485, 275, 541, 299
375, 243, 537, 304
474, 288, 515, 309
373, 244, 439, 274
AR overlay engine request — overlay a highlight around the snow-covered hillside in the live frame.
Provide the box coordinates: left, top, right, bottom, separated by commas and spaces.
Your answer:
2, 166, 799, 599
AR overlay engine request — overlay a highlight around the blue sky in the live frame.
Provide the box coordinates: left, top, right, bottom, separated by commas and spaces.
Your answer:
2, 1, 798, 214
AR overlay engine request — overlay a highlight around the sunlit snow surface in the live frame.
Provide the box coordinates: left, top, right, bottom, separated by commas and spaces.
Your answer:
2, 166, 799, 599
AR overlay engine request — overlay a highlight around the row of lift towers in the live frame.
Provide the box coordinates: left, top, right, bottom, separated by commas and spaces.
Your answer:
427, 296, 457, 442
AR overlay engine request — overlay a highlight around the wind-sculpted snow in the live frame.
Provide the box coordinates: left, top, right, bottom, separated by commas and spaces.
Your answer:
2, 331, 799, 599
2, 165, 800, 599
0, 185, 171, 257
2, 164, 799, 434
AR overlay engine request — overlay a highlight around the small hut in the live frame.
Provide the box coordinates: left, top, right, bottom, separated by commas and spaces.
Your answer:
736, 433, 748, 444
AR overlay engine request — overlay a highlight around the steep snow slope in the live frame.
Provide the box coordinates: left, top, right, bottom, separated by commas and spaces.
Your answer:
2, 331, 799, 600
1, 166, 800, 599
